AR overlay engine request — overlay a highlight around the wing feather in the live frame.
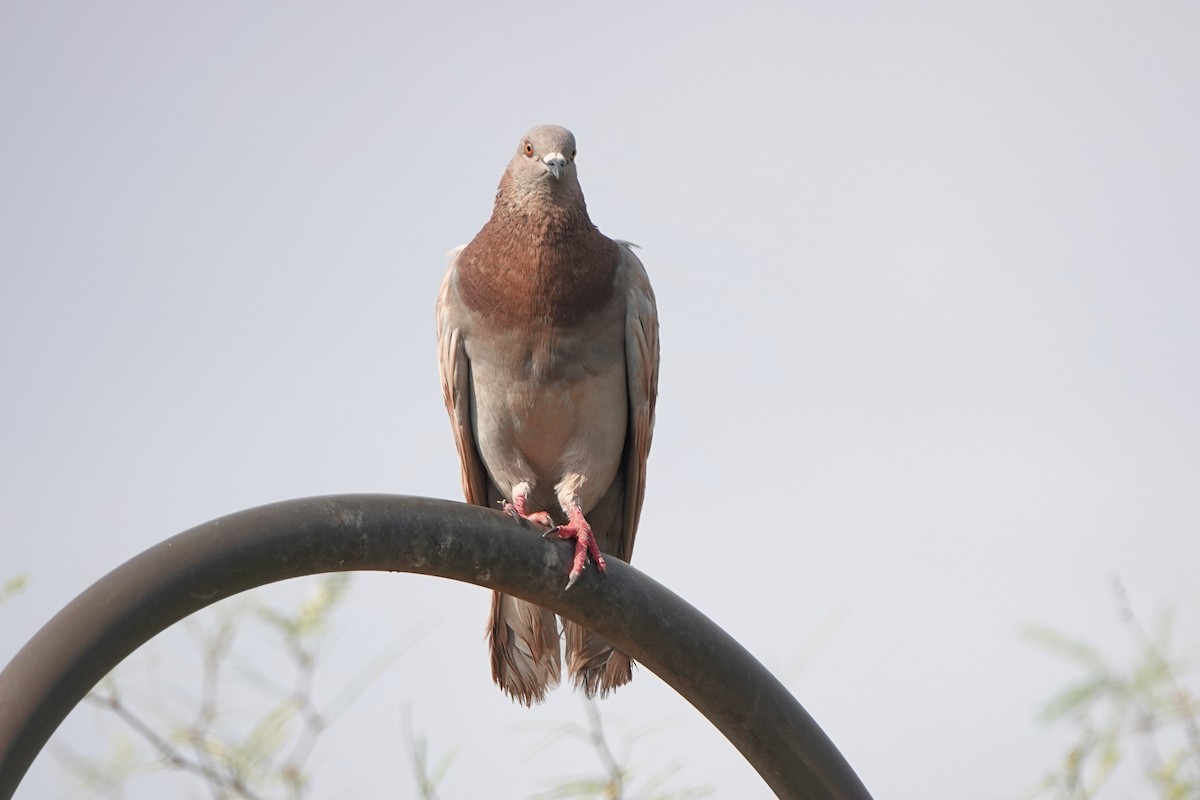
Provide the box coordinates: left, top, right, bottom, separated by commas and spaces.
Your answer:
618, 244, 659, 560
436, 254, 489, 507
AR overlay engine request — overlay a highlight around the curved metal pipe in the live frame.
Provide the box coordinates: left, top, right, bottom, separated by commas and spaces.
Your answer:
0, 495, 872, 799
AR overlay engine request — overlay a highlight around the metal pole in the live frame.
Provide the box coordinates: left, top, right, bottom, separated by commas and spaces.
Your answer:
0, 494, 872, 800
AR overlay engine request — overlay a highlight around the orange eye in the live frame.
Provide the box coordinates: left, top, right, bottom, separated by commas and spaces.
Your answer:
570, 148, 577, 160
523, 142, 534, 156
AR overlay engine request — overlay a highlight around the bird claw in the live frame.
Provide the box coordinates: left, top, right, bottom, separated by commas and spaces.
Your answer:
552, 513, 606, 589
509, 501, 606, 589
502, 499, 554, 529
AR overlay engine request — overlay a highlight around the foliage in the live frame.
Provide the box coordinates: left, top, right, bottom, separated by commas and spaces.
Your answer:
0, 574, 28, 605
58, 575, 421, 799
404, 707, 456, 800
1025, 580, 1200, 800
526, 698, 713, 800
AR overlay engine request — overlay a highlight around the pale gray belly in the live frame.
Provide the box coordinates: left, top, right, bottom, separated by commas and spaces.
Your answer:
470, 354, 628, 513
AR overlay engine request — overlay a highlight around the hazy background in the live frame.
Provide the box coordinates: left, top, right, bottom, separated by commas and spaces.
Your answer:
3, 1, 1198, 797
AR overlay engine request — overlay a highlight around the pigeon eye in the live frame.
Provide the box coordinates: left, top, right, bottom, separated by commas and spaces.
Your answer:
523, 142, 534, 156
570, 149, 577, 160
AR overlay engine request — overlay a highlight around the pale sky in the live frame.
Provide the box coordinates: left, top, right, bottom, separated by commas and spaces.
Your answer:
3, 1, 1199, 798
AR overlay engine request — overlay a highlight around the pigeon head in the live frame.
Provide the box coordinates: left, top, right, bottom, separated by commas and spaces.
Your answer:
505, 124, 581, 201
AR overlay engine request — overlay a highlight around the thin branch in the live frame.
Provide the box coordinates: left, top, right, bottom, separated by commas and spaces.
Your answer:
282, 639, 323, 798
1111, 576, 1200, 761
189, 611, 240, 799
85, 690, 265, 800
581, 697, 624, 798
403, 707, 448, 800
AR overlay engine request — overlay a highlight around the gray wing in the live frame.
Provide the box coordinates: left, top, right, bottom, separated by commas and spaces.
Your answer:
436, 251, 490, 507
618, 243, 660, 560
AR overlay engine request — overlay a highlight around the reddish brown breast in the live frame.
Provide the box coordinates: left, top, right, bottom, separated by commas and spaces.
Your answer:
455, 194, 619, 329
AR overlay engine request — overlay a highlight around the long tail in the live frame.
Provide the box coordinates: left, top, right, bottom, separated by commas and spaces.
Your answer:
489, 591, 561, 705
563, 619, 633, 698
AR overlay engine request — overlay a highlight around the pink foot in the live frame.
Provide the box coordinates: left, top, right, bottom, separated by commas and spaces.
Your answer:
502, 495, 555, 529
549, 505, 606, 589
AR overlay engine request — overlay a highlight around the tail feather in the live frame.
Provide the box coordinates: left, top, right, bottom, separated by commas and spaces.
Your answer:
489, 591, 561, 705
563, 619, 633, 698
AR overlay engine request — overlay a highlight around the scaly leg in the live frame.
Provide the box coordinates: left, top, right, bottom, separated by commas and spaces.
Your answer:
549, 503, 606, 589
502, 485, 555, 529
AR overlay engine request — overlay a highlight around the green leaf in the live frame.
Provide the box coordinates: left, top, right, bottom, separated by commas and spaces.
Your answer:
1022, 624, 1112, 673
1038, 676, 1112, 723
0, 574, 28, 604
232, 700, 295, 778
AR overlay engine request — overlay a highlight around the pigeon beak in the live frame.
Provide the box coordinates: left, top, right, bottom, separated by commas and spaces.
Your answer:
542, 152, 566, 180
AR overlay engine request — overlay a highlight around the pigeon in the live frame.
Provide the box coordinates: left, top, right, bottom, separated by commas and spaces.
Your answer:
436, 125, 659, 705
